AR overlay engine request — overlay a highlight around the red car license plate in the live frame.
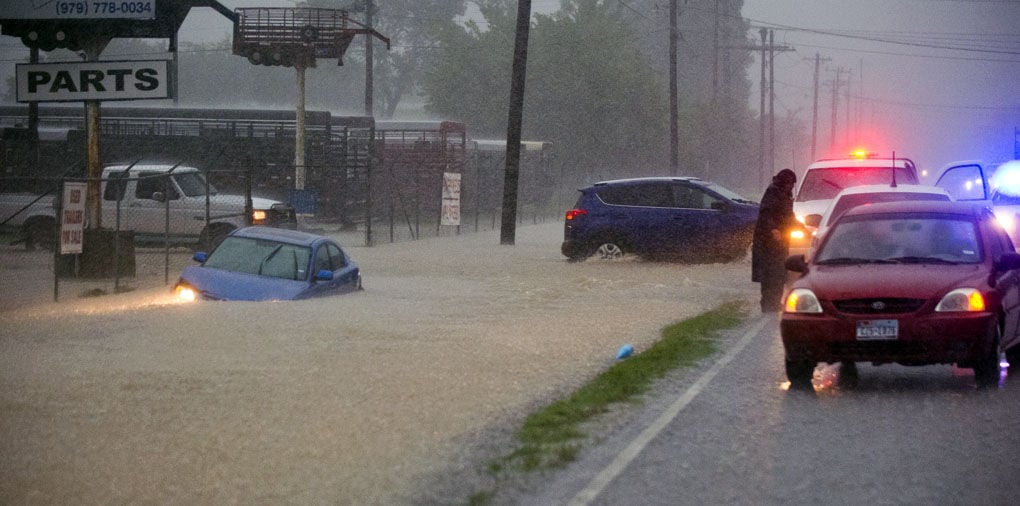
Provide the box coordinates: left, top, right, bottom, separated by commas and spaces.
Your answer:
856, 319, 898, 340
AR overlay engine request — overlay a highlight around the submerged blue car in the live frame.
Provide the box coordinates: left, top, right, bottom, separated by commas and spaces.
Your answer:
175, 227, 362, 301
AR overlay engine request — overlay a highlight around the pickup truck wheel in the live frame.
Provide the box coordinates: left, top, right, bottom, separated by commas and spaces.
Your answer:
24, 217, 56, 252
196, 224, 235, 252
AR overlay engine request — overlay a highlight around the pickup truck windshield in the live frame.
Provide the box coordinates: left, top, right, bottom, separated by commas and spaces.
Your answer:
796, 167, 919, 202
175, 172, 218, 197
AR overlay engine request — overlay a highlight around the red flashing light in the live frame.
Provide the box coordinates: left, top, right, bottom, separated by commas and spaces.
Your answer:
850, 148, 871, 159
565, 209, 588, 220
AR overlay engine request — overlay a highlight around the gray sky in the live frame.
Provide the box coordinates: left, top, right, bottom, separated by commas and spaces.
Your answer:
741, 0, 1020, 172
3, 0, 1018, 171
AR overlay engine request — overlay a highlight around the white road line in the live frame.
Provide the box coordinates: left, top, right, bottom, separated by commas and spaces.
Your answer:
568, 316, 767, 506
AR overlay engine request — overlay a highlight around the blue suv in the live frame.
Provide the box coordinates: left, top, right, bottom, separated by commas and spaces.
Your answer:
561, 177, 760, 262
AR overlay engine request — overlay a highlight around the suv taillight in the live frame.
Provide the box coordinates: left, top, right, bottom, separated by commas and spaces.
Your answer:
565, 209, 588, 220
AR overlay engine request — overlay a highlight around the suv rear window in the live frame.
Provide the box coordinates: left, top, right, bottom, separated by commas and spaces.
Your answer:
797, 167, 920, 202
596, 183, 674, 207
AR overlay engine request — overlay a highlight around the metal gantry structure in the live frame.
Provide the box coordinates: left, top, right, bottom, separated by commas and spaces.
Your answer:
231, 7, 390, 192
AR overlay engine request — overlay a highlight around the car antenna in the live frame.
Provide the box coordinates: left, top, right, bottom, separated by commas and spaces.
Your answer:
891, 151, 898, 188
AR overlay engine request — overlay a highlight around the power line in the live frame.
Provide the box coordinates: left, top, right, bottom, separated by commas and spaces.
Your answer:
786, 40, 1020, 64
746, 20, 1020, 56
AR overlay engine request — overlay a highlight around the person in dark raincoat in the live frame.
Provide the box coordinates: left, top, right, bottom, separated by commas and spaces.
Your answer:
752, 169, 799, 312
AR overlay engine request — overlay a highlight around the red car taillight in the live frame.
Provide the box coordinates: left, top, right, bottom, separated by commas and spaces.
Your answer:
565, 209, 588, 220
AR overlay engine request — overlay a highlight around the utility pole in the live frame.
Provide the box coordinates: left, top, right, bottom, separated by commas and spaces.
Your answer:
750, 29, 793, 187
499, 0, 531, 245
759, 28, 767, 189
807, 53, 830, 161
295, 62, 306, 190
712, 0, 719, 103
721, 31, 791, 188
827, 67, 846, 153
364, 0, 374, 116
669, 0, 679, 175
844, 70, 852, 146
768, 29, 776, 174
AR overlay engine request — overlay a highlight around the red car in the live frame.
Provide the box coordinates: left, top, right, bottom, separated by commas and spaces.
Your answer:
781, 200, 1020, 389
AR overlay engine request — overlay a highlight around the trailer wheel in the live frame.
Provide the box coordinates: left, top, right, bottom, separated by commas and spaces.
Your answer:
300, 25, 318, 43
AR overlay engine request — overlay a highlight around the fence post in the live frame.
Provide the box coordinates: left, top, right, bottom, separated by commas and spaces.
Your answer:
245, 158, 253, 226
113, 173, 122, 292
52, 180, 62, 302
163, 174, 171, 285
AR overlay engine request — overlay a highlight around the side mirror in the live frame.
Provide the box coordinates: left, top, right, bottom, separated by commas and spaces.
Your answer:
994, 252, 1020, 271
785, 254, 808, 273
804, 214, 822, 228
152, 191, 166, 203
711, 201, 728, 211
193, 252, 207, 263
314, 269, 334, 281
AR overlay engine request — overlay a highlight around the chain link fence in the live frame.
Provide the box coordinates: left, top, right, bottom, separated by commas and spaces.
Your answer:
1, 107, 571, 305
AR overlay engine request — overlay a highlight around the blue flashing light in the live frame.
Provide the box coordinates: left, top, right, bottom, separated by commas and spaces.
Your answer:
993, 160, 1020, 196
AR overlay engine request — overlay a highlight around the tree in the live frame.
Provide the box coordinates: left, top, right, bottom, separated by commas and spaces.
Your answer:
424, 0, 670, 185
610, 0, 762, 191
302, 0, 470, 118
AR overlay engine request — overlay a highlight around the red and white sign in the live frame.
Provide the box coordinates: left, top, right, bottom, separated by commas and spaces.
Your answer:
60, 181, 86, 255
441, 172, 461, 226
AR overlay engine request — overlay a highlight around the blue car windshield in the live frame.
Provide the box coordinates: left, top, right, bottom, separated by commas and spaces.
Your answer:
203, 237, 311, 281
815, 215, 981, 265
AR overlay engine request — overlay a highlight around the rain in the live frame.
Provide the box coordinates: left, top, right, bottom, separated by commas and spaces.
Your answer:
2, 0, 1019, 504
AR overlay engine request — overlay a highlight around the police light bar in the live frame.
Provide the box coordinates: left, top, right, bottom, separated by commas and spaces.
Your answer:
850, 148, 874, 159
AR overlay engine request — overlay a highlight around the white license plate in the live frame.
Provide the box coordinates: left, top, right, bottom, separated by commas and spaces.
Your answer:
856, 319, 898, 340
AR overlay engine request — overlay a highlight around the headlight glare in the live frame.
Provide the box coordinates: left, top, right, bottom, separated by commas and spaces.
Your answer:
935, 288, 984, 312
175, 283, 197, 302
785, 288, 822, 313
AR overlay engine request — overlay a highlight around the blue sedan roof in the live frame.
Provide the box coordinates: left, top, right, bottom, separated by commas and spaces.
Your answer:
229, 226, 327, 247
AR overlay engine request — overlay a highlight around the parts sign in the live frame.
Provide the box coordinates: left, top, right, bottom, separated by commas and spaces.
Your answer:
16, 60, 169, 102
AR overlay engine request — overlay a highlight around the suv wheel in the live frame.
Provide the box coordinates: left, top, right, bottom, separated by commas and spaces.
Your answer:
593, 240, 625, 260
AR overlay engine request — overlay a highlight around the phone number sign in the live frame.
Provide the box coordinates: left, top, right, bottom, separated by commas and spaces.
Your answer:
3, 1, 156, 20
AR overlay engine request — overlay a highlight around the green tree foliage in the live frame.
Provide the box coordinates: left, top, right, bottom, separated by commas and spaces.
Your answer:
310, 0, 470, 118
424, 0, 672, 184
604, 0, 765, 191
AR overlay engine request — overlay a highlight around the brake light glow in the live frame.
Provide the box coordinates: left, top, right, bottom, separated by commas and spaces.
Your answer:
252, 210, 267, 224
565, 209, 588, 220
851, 148, 870, 159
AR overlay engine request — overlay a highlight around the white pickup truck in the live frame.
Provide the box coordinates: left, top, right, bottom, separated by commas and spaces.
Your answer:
1, 162, 296, 251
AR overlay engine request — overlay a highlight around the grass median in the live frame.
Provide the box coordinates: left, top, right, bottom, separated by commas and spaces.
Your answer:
470, 300, 748, 504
